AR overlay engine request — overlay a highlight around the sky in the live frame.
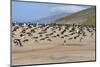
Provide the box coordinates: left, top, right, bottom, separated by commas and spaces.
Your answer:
12, 1, 91, 23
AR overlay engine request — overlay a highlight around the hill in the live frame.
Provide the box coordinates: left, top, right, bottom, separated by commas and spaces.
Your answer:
53, 6, 96, 25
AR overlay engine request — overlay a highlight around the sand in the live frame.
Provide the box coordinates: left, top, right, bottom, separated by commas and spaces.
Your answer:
12, 24, 96, 66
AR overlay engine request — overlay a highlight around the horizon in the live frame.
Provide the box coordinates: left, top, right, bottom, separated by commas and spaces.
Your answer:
12, 1, 92, 23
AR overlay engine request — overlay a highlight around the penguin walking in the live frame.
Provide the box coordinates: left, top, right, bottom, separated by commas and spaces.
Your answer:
13, 39, 23, 47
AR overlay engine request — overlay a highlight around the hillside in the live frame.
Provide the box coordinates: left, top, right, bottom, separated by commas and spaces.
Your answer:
54, 6, 96, 25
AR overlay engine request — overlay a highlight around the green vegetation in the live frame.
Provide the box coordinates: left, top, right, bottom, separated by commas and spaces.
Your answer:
53, 6, 96, 26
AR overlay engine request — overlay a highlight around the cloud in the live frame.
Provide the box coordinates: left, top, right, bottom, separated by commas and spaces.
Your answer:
50, 5, 91, 14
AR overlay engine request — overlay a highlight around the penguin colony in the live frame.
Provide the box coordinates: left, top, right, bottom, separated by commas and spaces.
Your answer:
12, 23, 95, 47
